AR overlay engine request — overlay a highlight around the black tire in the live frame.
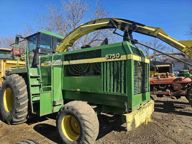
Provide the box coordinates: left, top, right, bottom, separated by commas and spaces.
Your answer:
0, 74, 28, 124
16, 139, 38, 144
57, 101, 99, 144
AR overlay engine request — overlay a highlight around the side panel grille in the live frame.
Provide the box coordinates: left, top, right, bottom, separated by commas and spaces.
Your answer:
143, 63, 149, 92
65, 63, 101, 76
64, 50, 101, 76
103, 61, 126, 94
64, 49, 101, 61
134, 61, 149, 94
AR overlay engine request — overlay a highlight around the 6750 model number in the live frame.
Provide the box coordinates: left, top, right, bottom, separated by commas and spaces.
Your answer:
105, 53, 121, 60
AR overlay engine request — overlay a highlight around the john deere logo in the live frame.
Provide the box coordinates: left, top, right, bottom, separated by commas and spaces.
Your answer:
105, 53, 121, 60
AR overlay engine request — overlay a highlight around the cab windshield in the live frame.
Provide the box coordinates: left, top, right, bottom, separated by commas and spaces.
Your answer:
27, 33, 62, 52
27, 32, 63, 66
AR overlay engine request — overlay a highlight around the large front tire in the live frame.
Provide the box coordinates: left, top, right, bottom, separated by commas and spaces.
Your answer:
0, 74, 28, 124
57, 101, 99, 144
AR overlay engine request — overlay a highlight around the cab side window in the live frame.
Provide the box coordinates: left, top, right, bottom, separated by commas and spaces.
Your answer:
39, 34, 52, 49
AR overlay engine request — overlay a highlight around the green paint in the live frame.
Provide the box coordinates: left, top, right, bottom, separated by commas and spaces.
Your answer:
40, 91, 52, 116
8, 31, 151, 117
52, 67, 63, 112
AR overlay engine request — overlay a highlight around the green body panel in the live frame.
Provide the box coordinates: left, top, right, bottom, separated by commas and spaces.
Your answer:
40, 91, 52, 115
56, 41, 150, 114
127, 60, 134, 110
52, 67, 63, 113
63, 76, 102, 92
63, 91, 127, 111
178, 70, 192, 78
9, 39, 151, 116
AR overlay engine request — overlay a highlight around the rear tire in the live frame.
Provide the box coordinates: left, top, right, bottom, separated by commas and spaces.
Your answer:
57, 101, 99, 144
0, 74, 28, 124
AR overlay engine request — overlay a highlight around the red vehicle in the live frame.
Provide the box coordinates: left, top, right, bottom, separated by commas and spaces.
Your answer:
150, 73, 192, 98
150, 60, 192, 99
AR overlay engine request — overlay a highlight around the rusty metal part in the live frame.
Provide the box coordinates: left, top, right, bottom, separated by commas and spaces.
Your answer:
150, 76, 192, 85
150, 74, 192, 98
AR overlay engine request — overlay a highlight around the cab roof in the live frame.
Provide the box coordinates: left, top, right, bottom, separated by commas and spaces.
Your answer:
25, 30, 64, 39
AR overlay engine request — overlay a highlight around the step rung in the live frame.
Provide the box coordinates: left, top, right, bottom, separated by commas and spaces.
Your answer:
32, 92, 40, 95
31, 84, 41, 86
31, 94, 40, 96
30, 75, 40, 78
42, 86, 52, 88
32, 96, 40, 101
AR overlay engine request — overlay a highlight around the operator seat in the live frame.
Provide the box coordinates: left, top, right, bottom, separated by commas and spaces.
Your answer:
32, 49, 39, 67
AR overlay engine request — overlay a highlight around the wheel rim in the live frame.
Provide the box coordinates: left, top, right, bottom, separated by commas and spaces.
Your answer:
3, 87, 14, 112
61, 115, 81, 141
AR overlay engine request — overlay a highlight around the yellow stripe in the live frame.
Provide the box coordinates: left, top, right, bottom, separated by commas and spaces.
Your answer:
81, 22, 109, 28
145, 59, 150, 63
63, 54, 149, 65
158, 33, 186, 48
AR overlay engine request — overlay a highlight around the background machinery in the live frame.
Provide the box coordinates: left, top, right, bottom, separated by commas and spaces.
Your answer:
150, 53, 192, 99
0, 47, 25, 85
0, 18, 192, 144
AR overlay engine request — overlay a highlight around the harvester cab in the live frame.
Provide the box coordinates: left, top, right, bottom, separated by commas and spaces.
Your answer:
18, 30, 64, 67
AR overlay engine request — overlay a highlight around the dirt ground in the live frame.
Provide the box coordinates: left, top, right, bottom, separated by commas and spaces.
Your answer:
0, 96, 191, 144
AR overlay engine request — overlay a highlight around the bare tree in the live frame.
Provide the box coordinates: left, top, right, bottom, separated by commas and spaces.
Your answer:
138, 38, 180, 61
0, 27, 34, 53
43, 0, 88, 36
137, 38, 169, 59
147, 39, 165, 60
79, 0, 111, 47
94, 0, 108, 18
136, 39, 163, 57
0, 36, 14, 48
42, 0, 110, 50
64, 0, 88, 30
